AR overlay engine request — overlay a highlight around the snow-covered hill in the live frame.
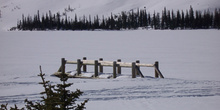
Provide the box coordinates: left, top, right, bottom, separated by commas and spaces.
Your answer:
0, 0, 220, 30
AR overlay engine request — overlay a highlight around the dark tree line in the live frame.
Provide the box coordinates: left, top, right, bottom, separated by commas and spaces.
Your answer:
16, 6, 220, 31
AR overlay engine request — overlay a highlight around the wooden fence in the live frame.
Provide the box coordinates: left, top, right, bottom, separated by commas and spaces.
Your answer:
54, 57, 164, 79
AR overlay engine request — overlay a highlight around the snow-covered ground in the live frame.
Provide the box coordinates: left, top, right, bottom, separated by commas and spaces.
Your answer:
1, 0, 220, 110
0, 30, 220, 110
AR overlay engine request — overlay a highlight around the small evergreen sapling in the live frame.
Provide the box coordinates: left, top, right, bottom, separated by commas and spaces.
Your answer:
25, 66, 88, 110
1, 66, 88, 110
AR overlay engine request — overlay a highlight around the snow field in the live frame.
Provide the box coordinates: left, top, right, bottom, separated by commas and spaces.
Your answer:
1, 30, 220, 81
1, 0, 220, 109
86, 96, 220, 110
0, 30, 220, 110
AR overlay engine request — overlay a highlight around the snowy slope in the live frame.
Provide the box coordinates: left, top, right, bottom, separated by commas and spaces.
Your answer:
1, 0, 220, 30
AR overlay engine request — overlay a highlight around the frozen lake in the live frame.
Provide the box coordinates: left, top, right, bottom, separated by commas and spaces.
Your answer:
0, 30, 220, 110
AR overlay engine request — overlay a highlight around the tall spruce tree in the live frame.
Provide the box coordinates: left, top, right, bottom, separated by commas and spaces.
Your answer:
143, 9, 148, 27
161, 10, 165, 29
214, 9, 220, 29
181, 10, 185, 29
176, 10, 181, 29
152, 11, 156, 29
167, 10, 171, 29
189, 6, 195, 28
170, 10, 176, 29
161, 7, 168, 29
110, 13, 115, 30
121, 11, 127, 29
185, 10, 190, 28
100, 15, 106, 29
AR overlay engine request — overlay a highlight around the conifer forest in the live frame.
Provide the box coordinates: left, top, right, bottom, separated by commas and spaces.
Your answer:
16, 7, 220, 30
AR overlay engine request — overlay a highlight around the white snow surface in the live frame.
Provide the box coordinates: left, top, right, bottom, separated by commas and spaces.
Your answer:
0, 30, 220, 110
1, 0, 220, 30
1, 0, 220, 110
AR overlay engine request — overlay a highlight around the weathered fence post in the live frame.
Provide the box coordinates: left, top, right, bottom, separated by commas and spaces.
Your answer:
154, 61, 164, 78
136, 60, 140, 75
61, 58, 66, 74
83, 57, 87, 72
113, 61, 117, 78
77, 59, 81, 76
117, 59, 121, 74
99, 58, 103, 73
155, 61, 159, 78
132, 62, 136, 78
94, 60, 99, 77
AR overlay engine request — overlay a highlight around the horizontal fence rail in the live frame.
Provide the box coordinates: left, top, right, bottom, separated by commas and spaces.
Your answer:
66, 60, 154, 67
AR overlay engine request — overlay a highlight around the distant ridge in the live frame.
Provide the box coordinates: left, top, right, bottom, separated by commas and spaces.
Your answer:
0, 0, 220, 30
